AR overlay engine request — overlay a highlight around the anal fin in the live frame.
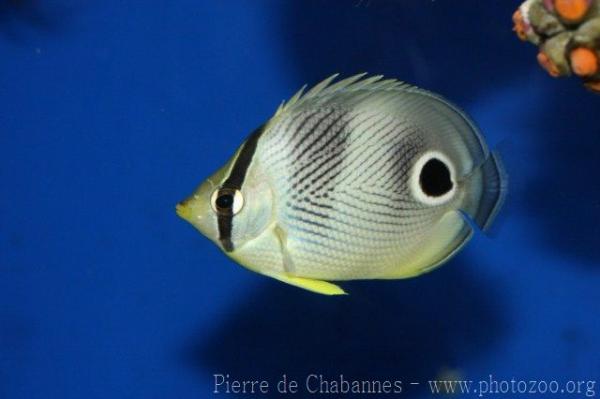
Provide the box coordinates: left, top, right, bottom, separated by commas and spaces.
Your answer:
380, 210, 473, 279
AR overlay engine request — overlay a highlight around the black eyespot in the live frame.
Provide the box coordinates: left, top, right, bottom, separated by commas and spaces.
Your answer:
216, 194, 234, 210
419, 158, 453, 197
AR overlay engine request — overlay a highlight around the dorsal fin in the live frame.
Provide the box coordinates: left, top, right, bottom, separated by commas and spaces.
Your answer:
269, 74, 491, 179
275, 73, 416, 116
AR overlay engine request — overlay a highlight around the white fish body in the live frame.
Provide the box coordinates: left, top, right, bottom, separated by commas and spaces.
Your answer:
177, 74, 507, 295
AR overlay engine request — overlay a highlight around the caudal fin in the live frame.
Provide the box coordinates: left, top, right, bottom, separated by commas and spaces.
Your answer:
461, 151, 508, 232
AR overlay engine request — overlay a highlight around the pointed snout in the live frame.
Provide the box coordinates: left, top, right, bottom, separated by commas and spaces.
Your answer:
175, 186, 215, 241
175, 200, 193, 221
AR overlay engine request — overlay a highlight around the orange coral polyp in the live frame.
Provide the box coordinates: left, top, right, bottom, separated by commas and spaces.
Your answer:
570, 47, 599, 76
513, 9, 529, 41
553, 0, 591, 21
537, 51, 562, 76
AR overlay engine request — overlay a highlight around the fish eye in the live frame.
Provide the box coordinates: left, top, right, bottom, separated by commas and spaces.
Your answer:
216, 193, 234, 209
411, 151, 456, 205
211, 188, 244, 215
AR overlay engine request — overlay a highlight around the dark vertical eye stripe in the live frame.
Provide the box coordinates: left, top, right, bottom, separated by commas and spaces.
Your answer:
217, 124, 266, 252
218, 215, 234, 252
222, 124, 265, 189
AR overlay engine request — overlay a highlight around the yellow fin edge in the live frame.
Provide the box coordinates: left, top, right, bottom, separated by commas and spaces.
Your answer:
266, 273, 347, 296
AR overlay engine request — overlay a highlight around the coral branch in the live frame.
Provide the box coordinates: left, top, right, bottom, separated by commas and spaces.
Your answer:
514, 0, 600, 93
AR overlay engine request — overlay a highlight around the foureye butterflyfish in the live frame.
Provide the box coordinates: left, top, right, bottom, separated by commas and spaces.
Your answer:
176, 74, 507, 295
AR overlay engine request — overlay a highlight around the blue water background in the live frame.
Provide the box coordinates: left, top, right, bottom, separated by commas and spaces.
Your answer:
1, 1, 599, 398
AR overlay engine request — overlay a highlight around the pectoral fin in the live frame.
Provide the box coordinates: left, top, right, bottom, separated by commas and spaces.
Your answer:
266, 273, 347, 296
273, 224, 295, 274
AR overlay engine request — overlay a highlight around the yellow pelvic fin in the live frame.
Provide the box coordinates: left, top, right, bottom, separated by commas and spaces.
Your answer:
269, 223, 346, 295
266, 273, 347, 296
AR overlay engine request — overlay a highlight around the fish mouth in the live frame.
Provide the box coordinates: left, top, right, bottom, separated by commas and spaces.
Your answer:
175, 202, 192, 221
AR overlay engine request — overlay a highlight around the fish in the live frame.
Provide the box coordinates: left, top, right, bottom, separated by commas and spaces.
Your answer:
176, 74, 507, 295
